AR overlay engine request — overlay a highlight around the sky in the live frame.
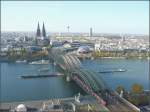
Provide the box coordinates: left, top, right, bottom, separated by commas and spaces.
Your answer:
1, 1, 149, 34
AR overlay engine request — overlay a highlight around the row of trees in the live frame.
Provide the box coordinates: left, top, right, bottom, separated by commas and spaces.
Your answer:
92, 51, 149, 58
116, 83, 149, 106
5, 46, 51, 61
7, 47, 27, 61
116, 83, 143, 94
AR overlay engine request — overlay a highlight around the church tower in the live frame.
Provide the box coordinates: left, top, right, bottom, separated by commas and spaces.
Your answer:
35, 21, 49, 46
42, 22, 46, 38
36, 22, 41, 37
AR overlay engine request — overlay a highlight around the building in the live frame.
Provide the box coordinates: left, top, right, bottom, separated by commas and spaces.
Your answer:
36, 22, 50, 46
77, 46, 90, 54
89, 27, 93, 37
50, 40, 62, 47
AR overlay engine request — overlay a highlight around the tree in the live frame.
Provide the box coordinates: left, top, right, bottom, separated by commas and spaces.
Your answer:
131, 83, 143, 94
116, 85, 125, 94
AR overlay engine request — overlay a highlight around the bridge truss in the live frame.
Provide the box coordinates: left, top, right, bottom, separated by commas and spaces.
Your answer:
49, 48, 109, 106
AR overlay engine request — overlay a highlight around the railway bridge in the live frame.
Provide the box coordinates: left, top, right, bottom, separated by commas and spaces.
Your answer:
49, 48, 139, 112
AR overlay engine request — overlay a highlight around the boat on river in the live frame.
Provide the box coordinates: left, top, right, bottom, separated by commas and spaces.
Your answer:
29, 60, 49, 65
20, 73, 64, 79
38, 68, 49, 72
16, 60, 27, 63
99, 68, 126, 73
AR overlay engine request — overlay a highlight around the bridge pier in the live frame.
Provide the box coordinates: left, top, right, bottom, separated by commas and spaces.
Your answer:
52, 61, 56, 72
66, 76, 71, 82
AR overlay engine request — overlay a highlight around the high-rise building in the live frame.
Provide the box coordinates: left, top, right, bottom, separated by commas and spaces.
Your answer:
90, 27, 93, 37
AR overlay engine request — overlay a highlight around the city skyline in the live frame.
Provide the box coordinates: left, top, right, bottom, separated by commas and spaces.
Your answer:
1, 1, 149, 35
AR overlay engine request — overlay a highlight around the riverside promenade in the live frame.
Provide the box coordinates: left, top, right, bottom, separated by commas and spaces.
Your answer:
0, 97, 74, 110
0, 96, 110, 112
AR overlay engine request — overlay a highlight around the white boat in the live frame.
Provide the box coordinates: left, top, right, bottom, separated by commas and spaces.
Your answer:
16, 60, 27, 63
29, 60, 49, 65
38, 68, 49, 72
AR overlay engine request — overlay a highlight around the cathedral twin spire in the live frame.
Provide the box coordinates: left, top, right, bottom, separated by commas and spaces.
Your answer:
36, 22, 46, 37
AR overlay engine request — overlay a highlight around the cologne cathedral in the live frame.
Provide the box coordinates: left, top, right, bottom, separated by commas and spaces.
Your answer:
36, 22, 49, 46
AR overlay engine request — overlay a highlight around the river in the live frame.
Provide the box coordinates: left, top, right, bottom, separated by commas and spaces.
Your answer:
0, 58, 149, 102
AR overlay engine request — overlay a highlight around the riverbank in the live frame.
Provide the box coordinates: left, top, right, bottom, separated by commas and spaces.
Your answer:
0, 96, 109, 112
0, 50, 49, 63
0, 97, 74, 110
91, 51, 150, 59
91, 56, 150, 60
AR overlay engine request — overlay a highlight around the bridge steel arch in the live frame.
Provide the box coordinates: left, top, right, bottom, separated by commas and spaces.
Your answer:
49, 48, 108, 106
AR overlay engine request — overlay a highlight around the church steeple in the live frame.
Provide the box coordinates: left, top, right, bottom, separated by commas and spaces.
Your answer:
42, 22, 46, 37
36, 22, 41, 37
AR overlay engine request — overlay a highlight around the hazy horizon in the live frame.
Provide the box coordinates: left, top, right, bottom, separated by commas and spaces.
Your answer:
2, 1, 149, 35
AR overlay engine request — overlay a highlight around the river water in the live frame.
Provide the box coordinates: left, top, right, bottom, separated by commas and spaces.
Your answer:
0, 58, 149, 102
